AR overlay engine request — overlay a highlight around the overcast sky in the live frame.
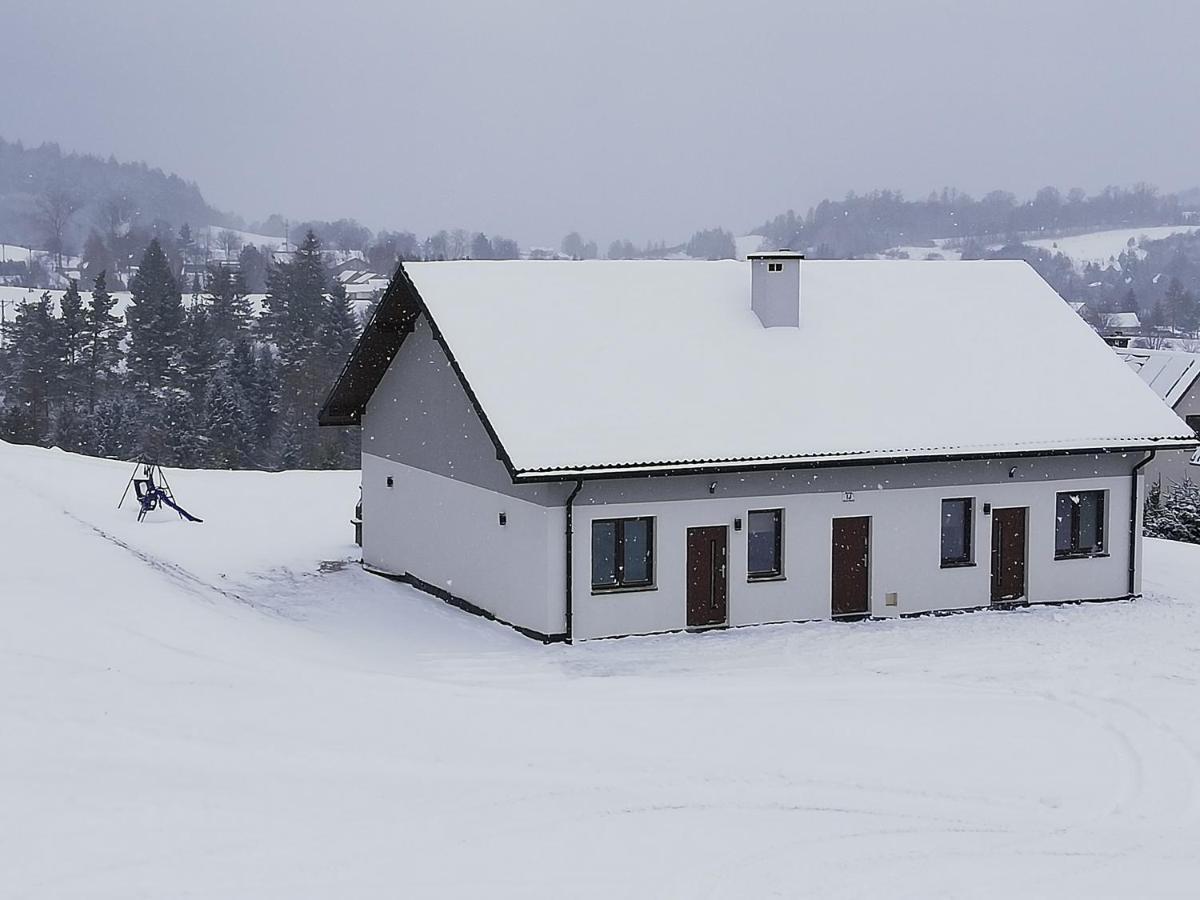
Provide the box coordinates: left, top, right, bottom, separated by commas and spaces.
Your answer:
6, 0, 1200, 246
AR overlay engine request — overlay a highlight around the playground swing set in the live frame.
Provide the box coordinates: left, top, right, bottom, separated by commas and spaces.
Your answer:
118, 462, 203, 523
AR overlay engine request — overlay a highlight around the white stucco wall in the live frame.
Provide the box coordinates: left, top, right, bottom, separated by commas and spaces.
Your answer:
571, 470, 1139, 641
362, 453, 566, 637
357, 311, 1147, 642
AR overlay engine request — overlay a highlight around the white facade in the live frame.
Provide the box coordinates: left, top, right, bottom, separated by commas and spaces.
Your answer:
568, 459, 1140, 640
323, 260, 1195, 642
356, 314, 1147, 642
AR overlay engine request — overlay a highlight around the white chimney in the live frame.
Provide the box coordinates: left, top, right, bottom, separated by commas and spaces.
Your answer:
748, 250, 804, 327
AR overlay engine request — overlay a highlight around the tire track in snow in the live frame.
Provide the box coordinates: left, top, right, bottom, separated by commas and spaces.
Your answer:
0, 466, 261, 611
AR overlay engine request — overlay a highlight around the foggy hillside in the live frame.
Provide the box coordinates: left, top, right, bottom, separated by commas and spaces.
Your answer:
0, 138, 233, 252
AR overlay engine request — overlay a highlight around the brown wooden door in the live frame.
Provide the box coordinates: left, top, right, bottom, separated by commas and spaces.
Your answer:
831, 516, 870, 617
686, 526, 728, 628
991, 507, 1027, 603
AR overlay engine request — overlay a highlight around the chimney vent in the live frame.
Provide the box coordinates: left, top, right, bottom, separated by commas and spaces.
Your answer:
747, 250, 804, 327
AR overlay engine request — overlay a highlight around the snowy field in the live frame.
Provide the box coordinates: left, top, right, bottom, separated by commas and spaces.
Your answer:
1028, 225, 1199, 267
3, 440, 1200, 898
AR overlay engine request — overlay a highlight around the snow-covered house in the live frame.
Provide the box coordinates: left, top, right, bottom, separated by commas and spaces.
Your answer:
1100, 311, 1142, 348
336, 268, 390, 302
319, 255, 1197, 641
1120, 348, 1200, 490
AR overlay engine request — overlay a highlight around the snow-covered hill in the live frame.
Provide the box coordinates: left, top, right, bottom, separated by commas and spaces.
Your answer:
1028, 225, 1200, 267
3, 440, 1200, 898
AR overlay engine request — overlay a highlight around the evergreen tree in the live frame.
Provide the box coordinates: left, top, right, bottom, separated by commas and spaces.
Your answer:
58, 279, 86, 408
81, 270, 125, 412
263, 231, 331, 463
1144, 478, 1200, 544
3, 293, 63, 440
206, 265, 253, 346
180, 304, 219, 408
198, 373, 250, 468
126, 239, 185, 393
81, 231, 115, 286
470, 232, 493, 259
318, 281, 359, 378
238, 244, 268, 293
250, 344, 280, 453
91, 396, 136, 461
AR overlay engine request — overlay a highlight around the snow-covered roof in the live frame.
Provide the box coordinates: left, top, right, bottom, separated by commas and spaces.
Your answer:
321, 259, 1195, 477
1119, 348, 1200, 408
1103, 312, 1141, 331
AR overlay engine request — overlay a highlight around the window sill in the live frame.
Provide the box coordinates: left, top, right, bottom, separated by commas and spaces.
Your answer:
940, 560, 976, 569
1054, 552, 1109, 561
591, 584, 658, 596
748, 574, 786, 583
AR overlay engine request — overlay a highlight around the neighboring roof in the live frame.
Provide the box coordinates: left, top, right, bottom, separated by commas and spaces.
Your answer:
1118, 348, 1200, 408
321, 260, 1196, 478
1103, 311, 1141, 330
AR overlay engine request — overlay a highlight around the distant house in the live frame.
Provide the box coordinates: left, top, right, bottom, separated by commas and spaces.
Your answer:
1119, 348, 1200, 489
319, 257, 1195, 642
1100, 311, 1142, 348
336, 268, 390, 302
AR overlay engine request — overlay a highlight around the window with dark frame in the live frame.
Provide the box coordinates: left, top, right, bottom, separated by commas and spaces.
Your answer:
591, 517, 655, 591
940, 498, 973, 567
768, 262, 783, 272
1055, 491, 1105, 558
747, 509, 783, 579
1187, 414, 1200, 437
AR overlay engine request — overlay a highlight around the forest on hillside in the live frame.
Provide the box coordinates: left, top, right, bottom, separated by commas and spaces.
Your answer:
755, 184, 1186, 259
0, 138, 234, 256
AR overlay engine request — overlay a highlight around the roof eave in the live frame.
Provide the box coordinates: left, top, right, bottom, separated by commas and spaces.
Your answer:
510, 439, 1200, 483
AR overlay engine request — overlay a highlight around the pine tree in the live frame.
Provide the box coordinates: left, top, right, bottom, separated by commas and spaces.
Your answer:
126, 238, 185, 394
58, 279, 86, 409
470, 232, 493, 259
263, 231, 330, 464
3, 293, 64, 440
250, 343, 280, 454
317, 281, 359, 378
81, 231, 115, 287
206, 265, 253, 346
81, 270, 125, 412
198, 373, 250, 468
1144, 478, 1200, 544
180, 304, 219, 409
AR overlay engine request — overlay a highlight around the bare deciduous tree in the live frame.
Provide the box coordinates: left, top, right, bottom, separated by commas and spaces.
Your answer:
217, 229, 243, 260
36, 186, 80, 271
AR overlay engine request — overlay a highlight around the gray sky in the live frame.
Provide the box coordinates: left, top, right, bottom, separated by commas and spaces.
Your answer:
6, 0, 1200, 247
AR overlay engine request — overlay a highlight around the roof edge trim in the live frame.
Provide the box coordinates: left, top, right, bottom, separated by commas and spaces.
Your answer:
510, 440, 1200, 482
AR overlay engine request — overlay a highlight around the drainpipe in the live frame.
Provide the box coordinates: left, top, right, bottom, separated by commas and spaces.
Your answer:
564, 479, 584, 643
1129, 450, 1155, 597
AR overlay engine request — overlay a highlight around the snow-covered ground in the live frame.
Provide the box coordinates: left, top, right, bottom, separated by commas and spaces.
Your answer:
3, 440, 1200, 898
203, 224, 288, 252
1029, 225, 1200, 267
